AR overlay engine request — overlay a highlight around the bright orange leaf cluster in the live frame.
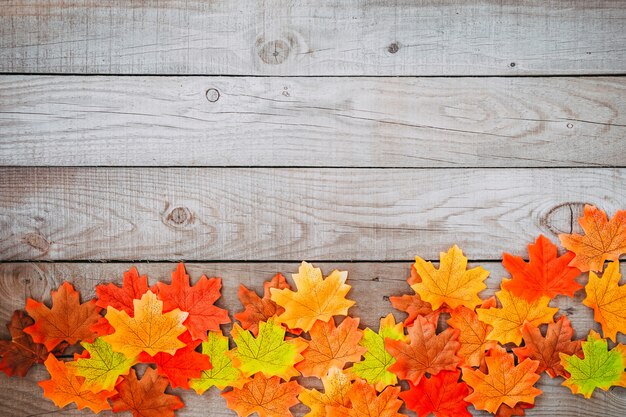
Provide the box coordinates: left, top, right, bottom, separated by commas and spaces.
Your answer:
0, 205, 625, 417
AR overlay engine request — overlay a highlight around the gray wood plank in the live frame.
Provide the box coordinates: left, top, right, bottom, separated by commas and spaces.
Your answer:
1, 76, 625, 167
0, 168, 624, 261
0, 262, 625, 417
1, 1, 625, 75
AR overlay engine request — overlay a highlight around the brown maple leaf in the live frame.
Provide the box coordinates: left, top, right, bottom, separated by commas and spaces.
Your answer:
111, 367, 184, 417
513, 316, 582, 378
0, 311, 66, 377
24, 282, 101, 350
385, 315, 461, 384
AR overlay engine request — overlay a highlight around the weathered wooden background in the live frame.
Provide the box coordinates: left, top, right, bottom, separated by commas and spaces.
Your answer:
1, 1, 626, 416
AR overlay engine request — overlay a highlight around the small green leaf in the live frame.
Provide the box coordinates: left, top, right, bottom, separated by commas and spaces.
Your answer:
189, 331, 243, 393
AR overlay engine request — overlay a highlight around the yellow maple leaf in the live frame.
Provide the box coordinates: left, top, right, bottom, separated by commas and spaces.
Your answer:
103, 291, 188, 357
583, 262, 626, 342
299, 367, 352, 417
476, 281, 557, 345
411, 245, 489, 310
270, 262, 355, 332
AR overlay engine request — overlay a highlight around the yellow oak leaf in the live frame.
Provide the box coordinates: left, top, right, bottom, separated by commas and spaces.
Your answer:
411, 245, 489, 310
476, 281, 557, 345
299, 367, 352, 417
270, 262, 355, 332
103, 290, 188, 357
583, 262, 626, 342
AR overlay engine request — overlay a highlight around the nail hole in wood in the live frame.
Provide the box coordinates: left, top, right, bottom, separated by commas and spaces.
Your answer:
206, 88, 220, 103
388, 42, 400, 54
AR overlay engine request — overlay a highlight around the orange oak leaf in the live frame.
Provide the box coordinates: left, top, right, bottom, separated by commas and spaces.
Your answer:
296, 317, 366, 378
111, 367, 184, 417
103, 290, 188, 357
155, 263, 230, 341
513, 316, 582, 378
583, 261, 626, 342
270, 262, 355, 332
235, 273, 292, 335
447, 299, 497, 368
24, 282, 101, 350
400, 370, 471, 417
299, 367, 352, 417
463, 346, 542, 413
331, 380, 406, 417
502, 235, 582, 302
138, 332, 212, 389
389, 293, 433, 327
476, 282, 558, 345
0, 311, 66, 377
559, 205, 626, 272
385, 315, 461, 384
95, 266, 149, 314
39, 354, 114, 413
411, 245, 489, 310
222, 373, 303, 417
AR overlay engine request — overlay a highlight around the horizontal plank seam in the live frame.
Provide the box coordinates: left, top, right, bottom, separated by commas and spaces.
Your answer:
1, 166, 624, 170
2, 73, 626, 78
1, 259, 608, 264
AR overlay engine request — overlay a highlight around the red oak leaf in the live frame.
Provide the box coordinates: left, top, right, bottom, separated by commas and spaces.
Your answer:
111, 367, 184, 417
155, 263, 230, 340
502, 235, 582, 302
400, 370, 471, 417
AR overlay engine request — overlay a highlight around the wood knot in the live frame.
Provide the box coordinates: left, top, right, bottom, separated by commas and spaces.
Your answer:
205, 88, 220, 103
540, 202, 587, 236
255, 30, 304, 66
382, 295, 390, 302
163, 206, 194, 229
387, 42, 400, 54
23, 232, 50, 253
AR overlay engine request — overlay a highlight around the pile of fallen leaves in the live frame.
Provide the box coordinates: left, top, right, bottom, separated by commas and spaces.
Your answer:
1, 204, 625, 417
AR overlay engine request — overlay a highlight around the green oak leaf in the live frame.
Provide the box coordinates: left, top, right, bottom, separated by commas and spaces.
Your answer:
560, 330, 626, 398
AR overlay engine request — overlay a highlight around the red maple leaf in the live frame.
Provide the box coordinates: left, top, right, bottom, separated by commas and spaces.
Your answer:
95, 266, 149, 314
400, 370, 471, 417
155, 263, 230, 340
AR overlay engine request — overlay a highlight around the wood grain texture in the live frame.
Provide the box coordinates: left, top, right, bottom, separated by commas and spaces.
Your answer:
0, 261, 625, 417
1, 0, 626, 75
2, 76, 625, 167
0, 168, 625, 261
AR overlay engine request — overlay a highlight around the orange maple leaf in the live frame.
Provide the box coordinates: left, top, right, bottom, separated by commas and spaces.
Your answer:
411, 245, 489, 310
502, 235, 582, 302
299, 367, 352, 417
95, 266, 149, 314
24, 282, 100, 350
400, 370, 471, 417
463, 346, 542, 413
385, 315, 461, 384
222, 373, 303, 417
111, 367, 184, 417
0, 310, 66, 377
447, 298, 498, 368
513, 316, 582, 378
235, 273, 293, 335
476, 282, 558, 345
388, 294, 434, 327
329, 380, 406, 417
39, 354, 114, 413
155, 263, 230, 341
559, 205, 626, 272
296, 317, 366, 378
583, 261, 626, 342
270, 262, 355, 332
103, 290, 188, 357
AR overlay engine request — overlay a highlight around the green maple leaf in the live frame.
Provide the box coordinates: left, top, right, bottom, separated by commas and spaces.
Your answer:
227, 319, 306, 380
560, 331, 626, 398
190, 331, 244, 393
68, 337, 136, 392
351, 314, 406, 391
